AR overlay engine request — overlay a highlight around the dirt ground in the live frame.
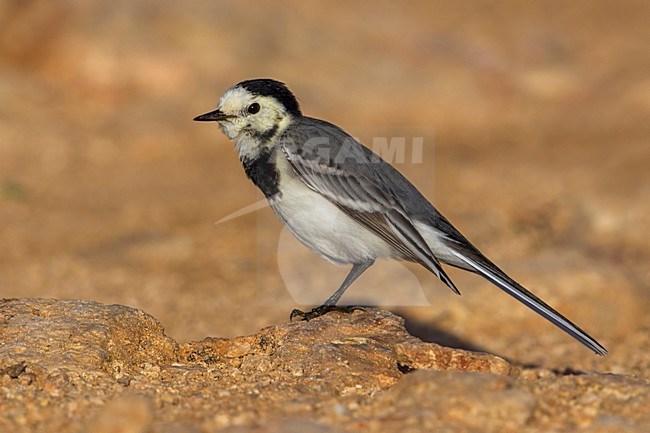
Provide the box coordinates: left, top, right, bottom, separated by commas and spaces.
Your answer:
1, 1, 649, 431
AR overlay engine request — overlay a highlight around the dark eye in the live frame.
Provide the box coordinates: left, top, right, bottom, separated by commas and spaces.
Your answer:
247, 103, 260, 114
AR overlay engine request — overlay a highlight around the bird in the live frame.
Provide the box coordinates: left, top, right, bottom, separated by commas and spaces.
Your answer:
194, 78, 607, 356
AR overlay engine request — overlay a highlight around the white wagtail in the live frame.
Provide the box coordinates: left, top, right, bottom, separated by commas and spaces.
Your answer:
194, 78, 607, 356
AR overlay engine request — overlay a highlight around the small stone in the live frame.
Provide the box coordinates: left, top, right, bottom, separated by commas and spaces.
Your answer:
116, 375, 131, 387
2, 362, 27, 379
395, 339, 519, 377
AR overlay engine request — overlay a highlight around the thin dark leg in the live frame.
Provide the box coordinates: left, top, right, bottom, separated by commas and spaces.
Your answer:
323, 260, 374, 305
290, 260, 374, 321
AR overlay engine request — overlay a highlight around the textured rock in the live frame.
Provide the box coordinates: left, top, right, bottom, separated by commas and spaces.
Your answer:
0, 298, 178, 376
0, 299, 524, 432
358, 370, 536, 432
185, 309, 398, 389
179, 307, 520, 397
395, 339, 518, 377
1, 298, 649, 433
525, 372, 650, 429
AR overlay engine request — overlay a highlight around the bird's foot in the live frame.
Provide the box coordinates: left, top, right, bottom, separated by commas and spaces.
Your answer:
289, 305, 365, 322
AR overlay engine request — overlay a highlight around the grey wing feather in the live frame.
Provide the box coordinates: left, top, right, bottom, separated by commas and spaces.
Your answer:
279, 117, 460, 295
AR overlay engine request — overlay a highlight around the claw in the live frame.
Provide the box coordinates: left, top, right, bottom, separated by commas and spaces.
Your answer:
289, 305, 365, 322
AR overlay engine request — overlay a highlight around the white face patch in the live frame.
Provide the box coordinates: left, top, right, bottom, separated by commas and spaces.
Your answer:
216, 88, 285, 138
215, 85, 293, 160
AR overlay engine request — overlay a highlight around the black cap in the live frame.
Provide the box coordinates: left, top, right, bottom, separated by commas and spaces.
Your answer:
237, 79, 302, 117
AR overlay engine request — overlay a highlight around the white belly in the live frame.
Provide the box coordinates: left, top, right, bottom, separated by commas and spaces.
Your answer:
268, 173, 396, 265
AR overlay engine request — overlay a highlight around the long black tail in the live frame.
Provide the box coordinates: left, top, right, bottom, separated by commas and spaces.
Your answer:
446, 247, 607, 356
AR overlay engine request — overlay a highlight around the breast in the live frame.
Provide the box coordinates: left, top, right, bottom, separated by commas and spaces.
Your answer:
267, 155, 397, 265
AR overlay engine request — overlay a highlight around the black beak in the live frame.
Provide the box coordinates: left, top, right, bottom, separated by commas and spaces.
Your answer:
193, 109, 233, 122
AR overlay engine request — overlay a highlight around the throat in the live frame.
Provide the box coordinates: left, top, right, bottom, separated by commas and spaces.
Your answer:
240, 148, 280, 198
248, 124, 278, 143
235, 124, 279, 161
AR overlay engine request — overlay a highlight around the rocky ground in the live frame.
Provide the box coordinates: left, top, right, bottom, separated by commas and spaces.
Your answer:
1, 1, 649, 432
2, 298, 649, 433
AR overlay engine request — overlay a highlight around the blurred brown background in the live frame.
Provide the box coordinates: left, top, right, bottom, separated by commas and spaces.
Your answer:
0, 0, 648, 369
